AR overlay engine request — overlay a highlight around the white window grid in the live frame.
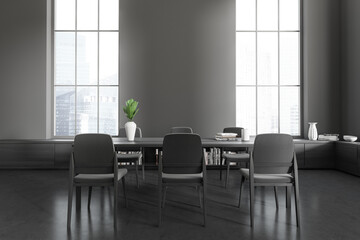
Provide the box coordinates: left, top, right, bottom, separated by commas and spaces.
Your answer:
52, 0, 120, 137
236, 0, 302, 136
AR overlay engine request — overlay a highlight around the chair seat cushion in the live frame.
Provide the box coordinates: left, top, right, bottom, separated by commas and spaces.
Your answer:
162, 172, 203, 183
117, 152, 142, 161
74, 168, 128, 183
239, 168, 293, 183
223, 153, 250, 161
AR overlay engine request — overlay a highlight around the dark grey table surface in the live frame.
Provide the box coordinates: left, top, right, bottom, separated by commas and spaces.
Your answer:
112, 137, 254, 148
0, 137, 332, 146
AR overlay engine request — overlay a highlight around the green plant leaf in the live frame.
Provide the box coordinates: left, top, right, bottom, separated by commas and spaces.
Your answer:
123, 98, 139, 121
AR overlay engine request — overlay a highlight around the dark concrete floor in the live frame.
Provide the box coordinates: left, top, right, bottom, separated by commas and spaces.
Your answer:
0, 169, 359, 240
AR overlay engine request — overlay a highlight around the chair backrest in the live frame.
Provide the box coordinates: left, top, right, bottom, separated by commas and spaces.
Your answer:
170, 127, 193, 133
223, 127, 245, 152
162, 133, 203, 174
223, 127, 243, 137
252, 133, 294, 174
118, 127, 142, 151
73, 134, 115, 174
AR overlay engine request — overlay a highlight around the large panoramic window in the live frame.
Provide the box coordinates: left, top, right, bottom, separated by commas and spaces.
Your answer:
53, 0, 119, 136
236, 0, 301, 136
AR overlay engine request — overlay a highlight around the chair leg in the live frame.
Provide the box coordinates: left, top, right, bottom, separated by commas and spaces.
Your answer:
122, 177, 127, 208
87, 187, 92, 209
274, 186, 279, 209
162, 186, 167, 208
202, 184, 206, 227
294, 182, 300, 228
286, 186, 292, 208
158, 182, 162, 227
198, 185, 203, 209
238, 175, 245, 208
249, 181, 254, 227
142, 159, 145, 180
67, 184, 74, 229
135, 161, 139, 188
114, 182, 118, 229
225, 161, 230, 188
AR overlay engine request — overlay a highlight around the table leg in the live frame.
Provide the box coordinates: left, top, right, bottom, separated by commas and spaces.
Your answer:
76, 186, 81, 210
286, 186, 292, 208
219, 148, 223, 180
142, 148, 145, 180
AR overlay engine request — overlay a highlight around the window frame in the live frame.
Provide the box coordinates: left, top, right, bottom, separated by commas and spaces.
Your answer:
235, 0, 303, 137
51, 0, 120, 138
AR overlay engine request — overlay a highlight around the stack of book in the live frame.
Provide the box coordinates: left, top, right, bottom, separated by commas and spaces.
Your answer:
205, 148, 221, 165
318, 134, 339, 141
215, 132, 238, 141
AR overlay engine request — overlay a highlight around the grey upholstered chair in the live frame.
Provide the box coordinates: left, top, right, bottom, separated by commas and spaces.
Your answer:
158, 133, 206, 227
238, 133, 300, 228
67, 134, 127, 229
117, 127, 144, 188
170, 126, 193, 133
220, 127, 250, 188
155, 127, 194, 168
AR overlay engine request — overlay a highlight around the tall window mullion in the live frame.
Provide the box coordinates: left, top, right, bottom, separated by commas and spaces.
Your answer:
53, 0, 119, 137
236, 0, 301, 136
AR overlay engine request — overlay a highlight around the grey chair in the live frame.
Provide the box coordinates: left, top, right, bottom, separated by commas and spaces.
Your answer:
220, 127, 250, 188
67, 134, 127, 229
238, 133, 300, 228
170, 126, 193, 133
117, 127, 144, 188
155, 127, 194, 167
158, 133, 206, 226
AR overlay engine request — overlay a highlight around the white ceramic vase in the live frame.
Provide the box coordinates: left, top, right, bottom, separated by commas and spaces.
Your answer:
125, 121, 136, 141
308, 122, 318, 141
242, 128, 250, 141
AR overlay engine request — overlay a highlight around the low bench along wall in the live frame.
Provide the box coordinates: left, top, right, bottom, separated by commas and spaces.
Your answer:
0, 139, 358, 176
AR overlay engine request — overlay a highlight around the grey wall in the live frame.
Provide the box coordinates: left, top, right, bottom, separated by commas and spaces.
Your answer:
119, 0, 235, 137
0, 0, 343, 139
340, 0, 360, 137
122, 0, 343, 138
0, 0, 47, 139
303, 0, 340, 136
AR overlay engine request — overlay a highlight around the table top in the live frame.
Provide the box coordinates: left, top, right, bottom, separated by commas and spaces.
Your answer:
112, 137, 255, 148
0, 137, 333, 146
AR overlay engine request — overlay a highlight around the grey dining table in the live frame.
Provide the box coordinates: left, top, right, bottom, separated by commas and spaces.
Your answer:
112, 137, 254, 148
112, 137, 254, 181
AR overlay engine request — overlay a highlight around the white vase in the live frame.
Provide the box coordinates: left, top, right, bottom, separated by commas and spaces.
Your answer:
125, 121, 136, 141
242, 128, 250, 141
308, 122, 318, 141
